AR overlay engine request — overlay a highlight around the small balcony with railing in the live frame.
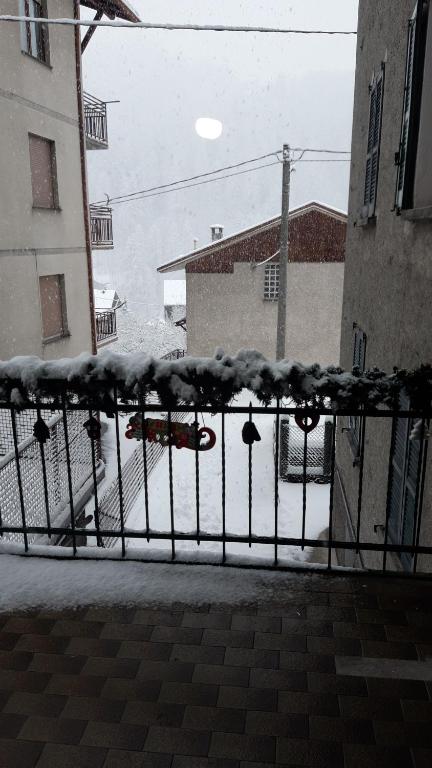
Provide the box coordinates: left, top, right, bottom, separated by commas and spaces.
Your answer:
83, 92, 109, 149
95, 310, 118, 347
89, 204, 113, 249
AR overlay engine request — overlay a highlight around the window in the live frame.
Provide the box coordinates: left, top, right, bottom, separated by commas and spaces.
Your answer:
19, 0, 49, 64
29, 134, 58, 209
388, 395, 425, 571
363, 65, 385, 219
349, 325, 367, 454
264, 263, 279, 300
39, 275, 68, 341
396, 0, 431, 211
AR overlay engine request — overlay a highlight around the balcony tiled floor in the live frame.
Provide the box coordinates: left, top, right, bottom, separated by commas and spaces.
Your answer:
0, 571, 432, 767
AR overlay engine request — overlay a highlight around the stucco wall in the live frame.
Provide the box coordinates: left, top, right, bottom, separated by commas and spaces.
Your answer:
186, 261, 344, 365
0, 0, 93, 359
335, 0, 432, 571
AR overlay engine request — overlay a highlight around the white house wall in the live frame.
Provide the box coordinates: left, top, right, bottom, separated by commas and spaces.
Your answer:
0, 0, 93, 359
186, 261, 344, 365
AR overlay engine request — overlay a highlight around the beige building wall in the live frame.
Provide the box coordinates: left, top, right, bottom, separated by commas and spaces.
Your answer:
186, 262, 344, 365
334, 0, 432, 572
0, 0, 93, 359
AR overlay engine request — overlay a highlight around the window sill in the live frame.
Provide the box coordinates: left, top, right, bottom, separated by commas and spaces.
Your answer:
32, 205, 62, 212
401, 206, 432, 221
42, 331, 70, 346
354, 215, 376, 228
22, 50, 52, 70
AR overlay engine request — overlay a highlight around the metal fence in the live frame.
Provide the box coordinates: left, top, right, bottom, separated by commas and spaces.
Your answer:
161, 349, 185, 360
96, 311, 117, 344
0, 409, 97, 547
89, 205, 113, 249
83, 92, 108, 147
0, 384, 431, 575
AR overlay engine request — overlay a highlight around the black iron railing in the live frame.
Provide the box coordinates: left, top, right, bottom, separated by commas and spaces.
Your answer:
83, 92, 108, 148
161, 349, 185, 360
0, 368, 431, 575
96, 311, 117, 344
90, 205, 113, 249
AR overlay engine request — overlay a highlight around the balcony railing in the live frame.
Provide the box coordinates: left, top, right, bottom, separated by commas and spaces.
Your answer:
90, 204, 113, 249
0, 353, 431, 575
161, 349, 185, 360
96, 310, 117, 346
83, 92, 108, 149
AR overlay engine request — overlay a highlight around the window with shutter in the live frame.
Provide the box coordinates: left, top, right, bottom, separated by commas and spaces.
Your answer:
395, 1, 430, 211
348, 325, 367, 455
363, 66, 385, 219
19, 0, 49, 64
388, 395, 425, 572
39, 275, 68, 341
29, 134, 58, 209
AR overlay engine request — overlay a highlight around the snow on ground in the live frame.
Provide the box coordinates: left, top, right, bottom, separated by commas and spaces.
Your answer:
125, 394, 330, 566
0, 551, 335, 613
112, 309, 186, 356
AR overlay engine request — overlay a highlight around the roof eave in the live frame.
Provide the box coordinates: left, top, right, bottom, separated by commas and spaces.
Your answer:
80, 1, 140, 22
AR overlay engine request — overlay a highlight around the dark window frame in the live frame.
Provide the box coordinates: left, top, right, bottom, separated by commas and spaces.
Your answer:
395, 0, 430, 212
362, 64, 385, 220
347, 324, 367, 460
28, 133, 59, 210
39, 274, 69, 343
20, 0, 50, 65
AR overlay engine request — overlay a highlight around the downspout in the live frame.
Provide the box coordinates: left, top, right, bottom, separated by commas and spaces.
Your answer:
74, 0, 97, 355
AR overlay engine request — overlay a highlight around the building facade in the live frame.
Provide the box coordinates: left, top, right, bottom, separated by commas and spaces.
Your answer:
0, 0, 138, 360
158, 202, 346, 365
334, 0, 432, 571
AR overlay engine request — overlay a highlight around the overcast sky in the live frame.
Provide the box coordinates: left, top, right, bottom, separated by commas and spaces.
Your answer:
83, 1, 359, 318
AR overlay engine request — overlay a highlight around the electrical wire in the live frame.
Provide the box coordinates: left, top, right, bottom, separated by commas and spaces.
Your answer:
109, 160, 281, 205
94, 148, 351, 206
0, 15, 357, 35
93, 151, 281, 205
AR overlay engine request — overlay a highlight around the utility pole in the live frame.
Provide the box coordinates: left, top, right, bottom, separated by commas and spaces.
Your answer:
276, 144, 291, 361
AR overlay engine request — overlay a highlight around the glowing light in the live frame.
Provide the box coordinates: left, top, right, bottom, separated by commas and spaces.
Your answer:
195, 117, 223, 140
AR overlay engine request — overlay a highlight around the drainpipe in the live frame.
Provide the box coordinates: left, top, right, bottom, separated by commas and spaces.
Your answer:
74, 0, 97, 355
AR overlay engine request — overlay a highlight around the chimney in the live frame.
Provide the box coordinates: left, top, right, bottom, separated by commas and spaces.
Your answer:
193, 238, 198, 250
210, 225, 224, 242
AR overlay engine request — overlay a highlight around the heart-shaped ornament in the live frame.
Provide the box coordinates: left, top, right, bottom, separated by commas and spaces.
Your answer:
294, 414, 320, 434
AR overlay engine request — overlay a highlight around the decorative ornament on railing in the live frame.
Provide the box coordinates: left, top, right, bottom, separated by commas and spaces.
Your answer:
295, 414, 320, 433
33, 416, 50, 444
83, 416, 102, 441
125, 415, 216, 451
242, 421, 261, 445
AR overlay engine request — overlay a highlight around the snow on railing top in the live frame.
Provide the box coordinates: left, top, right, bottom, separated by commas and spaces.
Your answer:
0, 349, 431, 411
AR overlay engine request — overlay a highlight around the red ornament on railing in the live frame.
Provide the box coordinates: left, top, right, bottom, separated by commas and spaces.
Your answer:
125, 414, 216, 451
294, 414, 320, 434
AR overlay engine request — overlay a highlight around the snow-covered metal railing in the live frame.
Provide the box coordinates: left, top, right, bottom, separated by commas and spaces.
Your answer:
0, 350, 431, 574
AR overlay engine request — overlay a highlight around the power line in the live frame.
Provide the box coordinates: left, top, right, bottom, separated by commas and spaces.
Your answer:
110, 161, 281, 205
101, 156, 351, 207
93, 151, 280, 205
94, 148, 351, 206
0, 15, 357, 35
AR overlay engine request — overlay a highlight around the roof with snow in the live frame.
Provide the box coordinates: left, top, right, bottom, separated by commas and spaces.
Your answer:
164, 280, 186, 306
158, 202, 347, 273
80, 1, 140, 22
94, 288, 120, 310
